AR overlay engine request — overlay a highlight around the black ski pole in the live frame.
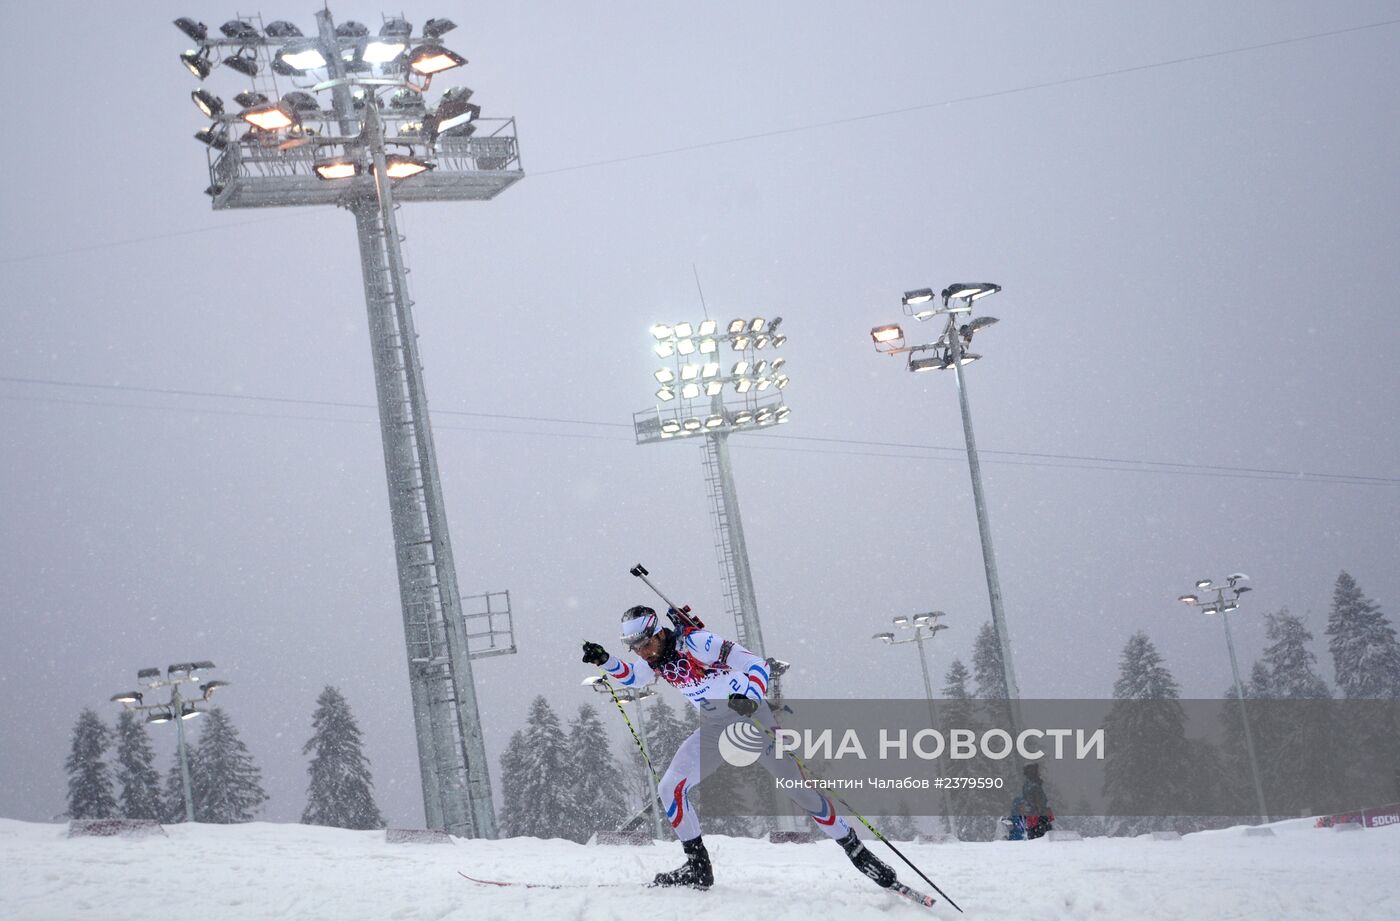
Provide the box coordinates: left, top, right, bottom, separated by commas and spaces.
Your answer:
747, 716, 963, 912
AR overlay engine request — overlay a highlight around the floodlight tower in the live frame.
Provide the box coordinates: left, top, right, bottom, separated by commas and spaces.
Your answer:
1176, 573, 1270, 823
111, 662, 228, 822
633, 318, 791, 663
169, 11, 524, 837
870, 283, 1023, 735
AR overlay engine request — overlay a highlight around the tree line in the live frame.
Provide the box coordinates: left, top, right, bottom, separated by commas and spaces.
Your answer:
65, 686, 384, 830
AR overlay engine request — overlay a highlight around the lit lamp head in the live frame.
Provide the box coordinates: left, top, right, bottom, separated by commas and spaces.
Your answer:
110, 691, 143, 705
433, 87, 480, 137
191, 89, 223, 118
241, 102, 298, 132
941, 282, 1001, 305
275, 39, 328, 74
409, 42, 467, 76
365, 18, 412, 63
314, 156, 361, 180
382, 154, 435, 179
873, 632, 895, 644
1177, 594, 1199, 605
870, 324, 905, 352
180, 48, 213, 80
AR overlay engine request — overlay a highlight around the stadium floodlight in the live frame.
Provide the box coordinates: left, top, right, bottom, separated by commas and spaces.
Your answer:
423, 18, 458, 38
871, 324, 904, 352
389, 88, 426, 112
314, 158, 361, 180
680, 382, 701, 400
651, 324, 672, 339
903, 288, 935, 307
754, 335, 770, 349
200, 680, 229, 698
698, 319, 717, 337
704, 380, 723, 396
191, 89, 223, 117
234, 91, 268, 108
335, 20, 370, 38
281, 91, 320, 116
682, 418, 702, 431
1196, 579, 1212, 589
873, 632, 895, 643
654, 341, 675, 358
756, 377, 772, 391
732, 360, 749, 376
770, 356, 786, 370
698, 338, 717, 354
241, 103, 297, 131
701, 362, 720, 378
775, 406, 791, 422
409, 42, 466, 75
1177, 594, 1199, 605
277, 39, 328, 72
770, 334, 787, 347
174, 18, 208, 43
942, 282, 1001, 303
727, 318, 746, 335
146, 710, 173, 724
383, 154, 435, 179
705, 414, 724, 429
222, 51, 260, 77
654, 368, 675, 384
676, 338, 696, 355
775, 375, 789, 389
749, 317, 766, 333
220, 19, 259, 40
733, 410, 754, 425
436, 87, 480, 134
179, 704, 204, 720
674, 322, 694, 338
656, 386, 676, 402
908, 352, 947, 372
194, 127, 227, 149
680, 364, 700, 381
753, 360, 768, 375
110, 691, 143, 704
733, 335, 751, 350
180, 48, 213, 79
365, 18, 412, 62
735, 378, 753, 393
264, 21, 303, 38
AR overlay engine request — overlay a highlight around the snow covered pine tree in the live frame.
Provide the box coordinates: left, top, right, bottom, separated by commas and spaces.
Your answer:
190, 707, 268, 823
581, 605, 898, 892
113, 710, 162, 820
65, 708, 117, 820
302, 687, 384, 830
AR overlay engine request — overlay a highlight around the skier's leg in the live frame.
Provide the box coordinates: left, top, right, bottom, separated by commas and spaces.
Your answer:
657, 725, 724, 840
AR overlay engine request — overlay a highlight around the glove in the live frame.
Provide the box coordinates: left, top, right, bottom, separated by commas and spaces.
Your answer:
728, 693, 758, 717
581, 641, 609, 666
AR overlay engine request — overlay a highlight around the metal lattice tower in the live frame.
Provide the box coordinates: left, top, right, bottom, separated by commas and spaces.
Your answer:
170, 9, 523, 836
634, 317, 791, 660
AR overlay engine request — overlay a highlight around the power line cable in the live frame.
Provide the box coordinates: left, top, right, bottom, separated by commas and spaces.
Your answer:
3, 376, 1395, 487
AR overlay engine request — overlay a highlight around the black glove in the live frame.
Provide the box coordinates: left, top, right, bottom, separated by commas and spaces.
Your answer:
728, 693, 758, 717
582, 641, 609, 666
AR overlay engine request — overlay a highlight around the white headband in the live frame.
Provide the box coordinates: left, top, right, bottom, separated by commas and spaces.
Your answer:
621, 611, 659, 646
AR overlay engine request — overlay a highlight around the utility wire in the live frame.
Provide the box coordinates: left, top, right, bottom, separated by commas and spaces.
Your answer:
3, 376, 1395, 487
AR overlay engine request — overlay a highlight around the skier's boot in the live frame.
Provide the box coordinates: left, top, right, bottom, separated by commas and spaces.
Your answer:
651, 835, 713, 889
836, 828, 896, 889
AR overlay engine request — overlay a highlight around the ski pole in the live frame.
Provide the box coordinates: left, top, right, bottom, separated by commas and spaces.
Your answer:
594, 673, 661, 787
746, 715, 963, 913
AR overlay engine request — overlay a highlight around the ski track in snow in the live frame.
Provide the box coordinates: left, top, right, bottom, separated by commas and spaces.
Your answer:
2, 818, 1396, 921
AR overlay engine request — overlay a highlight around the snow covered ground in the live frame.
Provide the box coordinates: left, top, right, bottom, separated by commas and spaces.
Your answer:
3, 817, 1395, 921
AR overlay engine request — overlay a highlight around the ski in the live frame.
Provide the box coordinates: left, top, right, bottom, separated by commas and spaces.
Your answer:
458, 871, 626, 890
890, 880, 938, 910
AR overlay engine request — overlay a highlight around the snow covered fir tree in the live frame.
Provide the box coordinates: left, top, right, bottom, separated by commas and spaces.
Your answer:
64, 708, 116, 820
302, 686, 384, 830
188, 708, 268, 823
564, 703, 629, 838
500, 696, 578, 840
1326, 571, 1400, 699
113, 710, 162, 821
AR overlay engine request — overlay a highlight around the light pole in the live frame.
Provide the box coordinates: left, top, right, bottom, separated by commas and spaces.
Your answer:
870, 283, 1022, 734
632, 317, 791, 663
583, 677, 665, 839
169, 11, 523, 837
874, 614, 955, 835
1177, 573, 1270, 823
111, 661, 229, 822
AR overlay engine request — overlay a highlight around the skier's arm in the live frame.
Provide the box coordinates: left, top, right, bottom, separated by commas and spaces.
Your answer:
601, 651, 656, 688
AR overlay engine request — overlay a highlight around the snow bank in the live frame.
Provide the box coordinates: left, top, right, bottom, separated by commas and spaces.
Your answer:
3, 818, 1396, 920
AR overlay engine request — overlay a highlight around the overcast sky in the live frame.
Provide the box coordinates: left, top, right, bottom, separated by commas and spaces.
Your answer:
2, 2, 1397, 827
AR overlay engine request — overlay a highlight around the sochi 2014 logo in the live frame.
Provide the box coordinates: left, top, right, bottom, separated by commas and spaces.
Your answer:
718, 721, 768, 767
